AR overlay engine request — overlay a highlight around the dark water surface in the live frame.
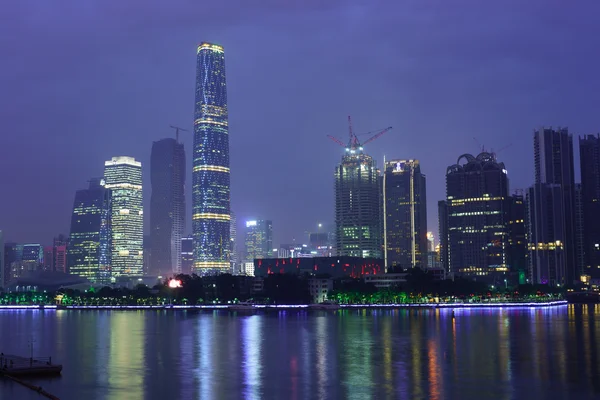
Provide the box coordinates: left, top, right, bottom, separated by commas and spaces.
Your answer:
0, 305, 599, 400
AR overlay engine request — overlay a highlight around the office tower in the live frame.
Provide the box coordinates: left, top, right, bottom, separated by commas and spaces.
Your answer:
507, 192, 527, 284
0, 231, 4, 288
44, 235, 68, 273
181, 236, 193, 275
230, 211, 237, 274
21, 244, 43, 275
68, 178, 111, 283
104, 157, 143, 277
580, 134, 600, 278
150, 138, 186, 276
192, 42, 231, 274
439, 152, 510, 283
527, 127, 576, 285
244, 220, 273, 261
4, 243, 21, 282
574, 184, 586, 278
335, 149, 381, 258
383, 159, 427, 269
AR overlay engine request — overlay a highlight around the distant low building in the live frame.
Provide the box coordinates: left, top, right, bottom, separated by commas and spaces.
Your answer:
8, 271, 90, 292
363, 273, 407, 289
308, 277, 333, 303
254, 256, 384, 278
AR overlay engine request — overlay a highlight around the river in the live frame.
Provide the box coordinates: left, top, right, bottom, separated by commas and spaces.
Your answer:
0, 305, 598, 399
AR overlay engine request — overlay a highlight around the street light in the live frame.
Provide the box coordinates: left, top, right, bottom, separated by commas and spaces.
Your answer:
504, 279, 508, 289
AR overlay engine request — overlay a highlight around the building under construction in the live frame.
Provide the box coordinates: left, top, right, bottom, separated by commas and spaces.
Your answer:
330, 117, 391, 259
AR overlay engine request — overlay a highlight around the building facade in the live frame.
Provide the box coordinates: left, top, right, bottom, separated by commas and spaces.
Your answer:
181, 236, 193, 275
0, 231, 4, 289
439, 152, 510, 284
580, 134, 600, 279
383, 159, 427, 269
254, 256, 384, 278
244, 220, 273, 263
150, 138, 186, 276
527, 128, 576, 285
68, 178, 111, 283
230, 211, 237, 274
104, 157, 143, 278
507, 192, 527, 284
193, 42, 231, 274
335, 151, 381, 258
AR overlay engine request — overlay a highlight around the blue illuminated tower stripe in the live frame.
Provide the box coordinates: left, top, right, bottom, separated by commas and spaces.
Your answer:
192, 42, 230, 273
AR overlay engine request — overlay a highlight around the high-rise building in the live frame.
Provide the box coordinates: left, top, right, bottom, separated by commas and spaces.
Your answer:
439, 152, 510, 283
192, 42, 231, 274
150, 138, 186, 276
579, 134, 600, 279
21, 244, 43, 275
68, 178, 111, 283
244, 220, 273, 262
383, 159, 427, 269
574, 183, 586, 278
104, 156, 143, 278
181, 236, 193, 275
4, 243, 22, 283
44, 235, 68, 273
230, 211, 237, 274
335, 150, 381, 258
507, 192, 527, 284
0, 231, 4, 289
527, 127, 576, 285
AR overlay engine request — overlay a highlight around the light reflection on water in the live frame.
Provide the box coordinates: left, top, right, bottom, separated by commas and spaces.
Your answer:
0, 305, 599, 400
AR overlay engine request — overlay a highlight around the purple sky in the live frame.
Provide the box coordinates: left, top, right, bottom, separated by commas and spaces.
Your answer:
1, 0, 599, 246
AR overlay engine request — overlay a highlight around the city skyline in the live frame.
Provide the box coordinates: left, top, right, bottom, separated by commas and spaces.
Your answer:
1, 2, 600, 248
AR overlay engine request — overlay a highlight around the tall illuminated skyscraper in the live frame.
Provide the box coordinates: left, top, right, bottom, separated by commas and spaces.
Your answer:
104, 156, 143, 277
335, 151, 382, 258
192, 42, 230, 275
439, 152, 510, 284
383, 159, 427, 269
67, 178, 111, 283
150, 138, 185, 276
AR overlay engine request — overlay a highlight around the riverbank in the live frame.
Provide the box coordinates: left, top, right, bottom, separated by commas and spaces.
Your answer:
0, 300, 568, 311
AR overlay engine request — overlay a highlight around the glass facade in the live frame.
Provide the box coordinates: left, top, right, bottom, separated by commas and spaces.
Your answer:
67, 178, 111, 283
383, 159, 427, 269
244, 220, 273, 261
439, 152, 510, 284
150, 138, 185, 276
335, 153, 382, 258
104, 156, 143, 277
193, 42, 230, 274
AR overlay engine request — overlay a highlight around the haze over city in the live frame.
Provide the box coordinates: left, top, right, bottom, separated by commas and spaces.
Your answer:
1, 0, 599, 247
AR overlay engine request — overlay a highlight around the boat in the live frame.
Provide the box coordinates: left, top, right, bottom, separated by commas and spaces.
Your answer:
228, 302, 256, 312
310, 301, 341, 310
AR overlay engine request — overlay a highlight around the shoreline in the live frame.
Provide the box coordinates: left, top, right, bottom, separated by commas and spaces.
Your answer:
0, 300, 569, 311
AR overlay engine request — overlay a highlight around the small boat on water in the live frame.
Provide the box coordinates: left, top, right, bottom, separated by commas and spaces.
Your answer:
310, 301, 341, 310
228, 302, 256, 312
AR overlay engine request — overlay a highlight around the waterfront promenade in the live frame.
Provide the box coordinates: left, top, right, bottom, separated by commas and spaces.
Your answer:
0, 300, 568, 311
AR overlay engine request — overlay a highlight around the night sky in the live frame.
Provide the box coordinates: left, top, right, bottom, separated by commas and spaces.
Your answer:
1, 1, 599, 246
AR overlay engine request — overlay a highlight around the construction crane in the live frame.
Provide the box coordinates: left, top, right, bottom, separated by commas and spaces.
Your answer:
327, 116, 392, 153
170, 125, 189, 143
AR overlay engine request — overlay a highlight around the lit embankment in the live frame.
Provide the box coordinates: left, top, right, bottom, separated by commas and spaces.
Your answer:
0, 300, 568, 310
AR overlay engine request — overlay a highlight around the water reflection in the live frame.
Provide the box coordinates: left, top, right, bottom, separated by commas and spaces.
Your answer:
0, 305, 599, 400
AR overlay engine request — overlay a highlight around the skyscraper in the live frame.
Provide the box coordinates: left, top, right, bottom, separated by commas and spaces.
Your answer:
68, 178, 111, 283
104, 156, 143, 277
579, 134, 600, 279
230, 211, 237, 274
527, 127, 576, 285
507, 192, 527, 284
181, 236, 193, 275
335, 150, 381, 258
193, 42, 230, 274
150, 138, 186, 276
383, 159, 427, 269
0, 231, 4, 289
244, 220, 273, 260
439, 152, 510, 283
